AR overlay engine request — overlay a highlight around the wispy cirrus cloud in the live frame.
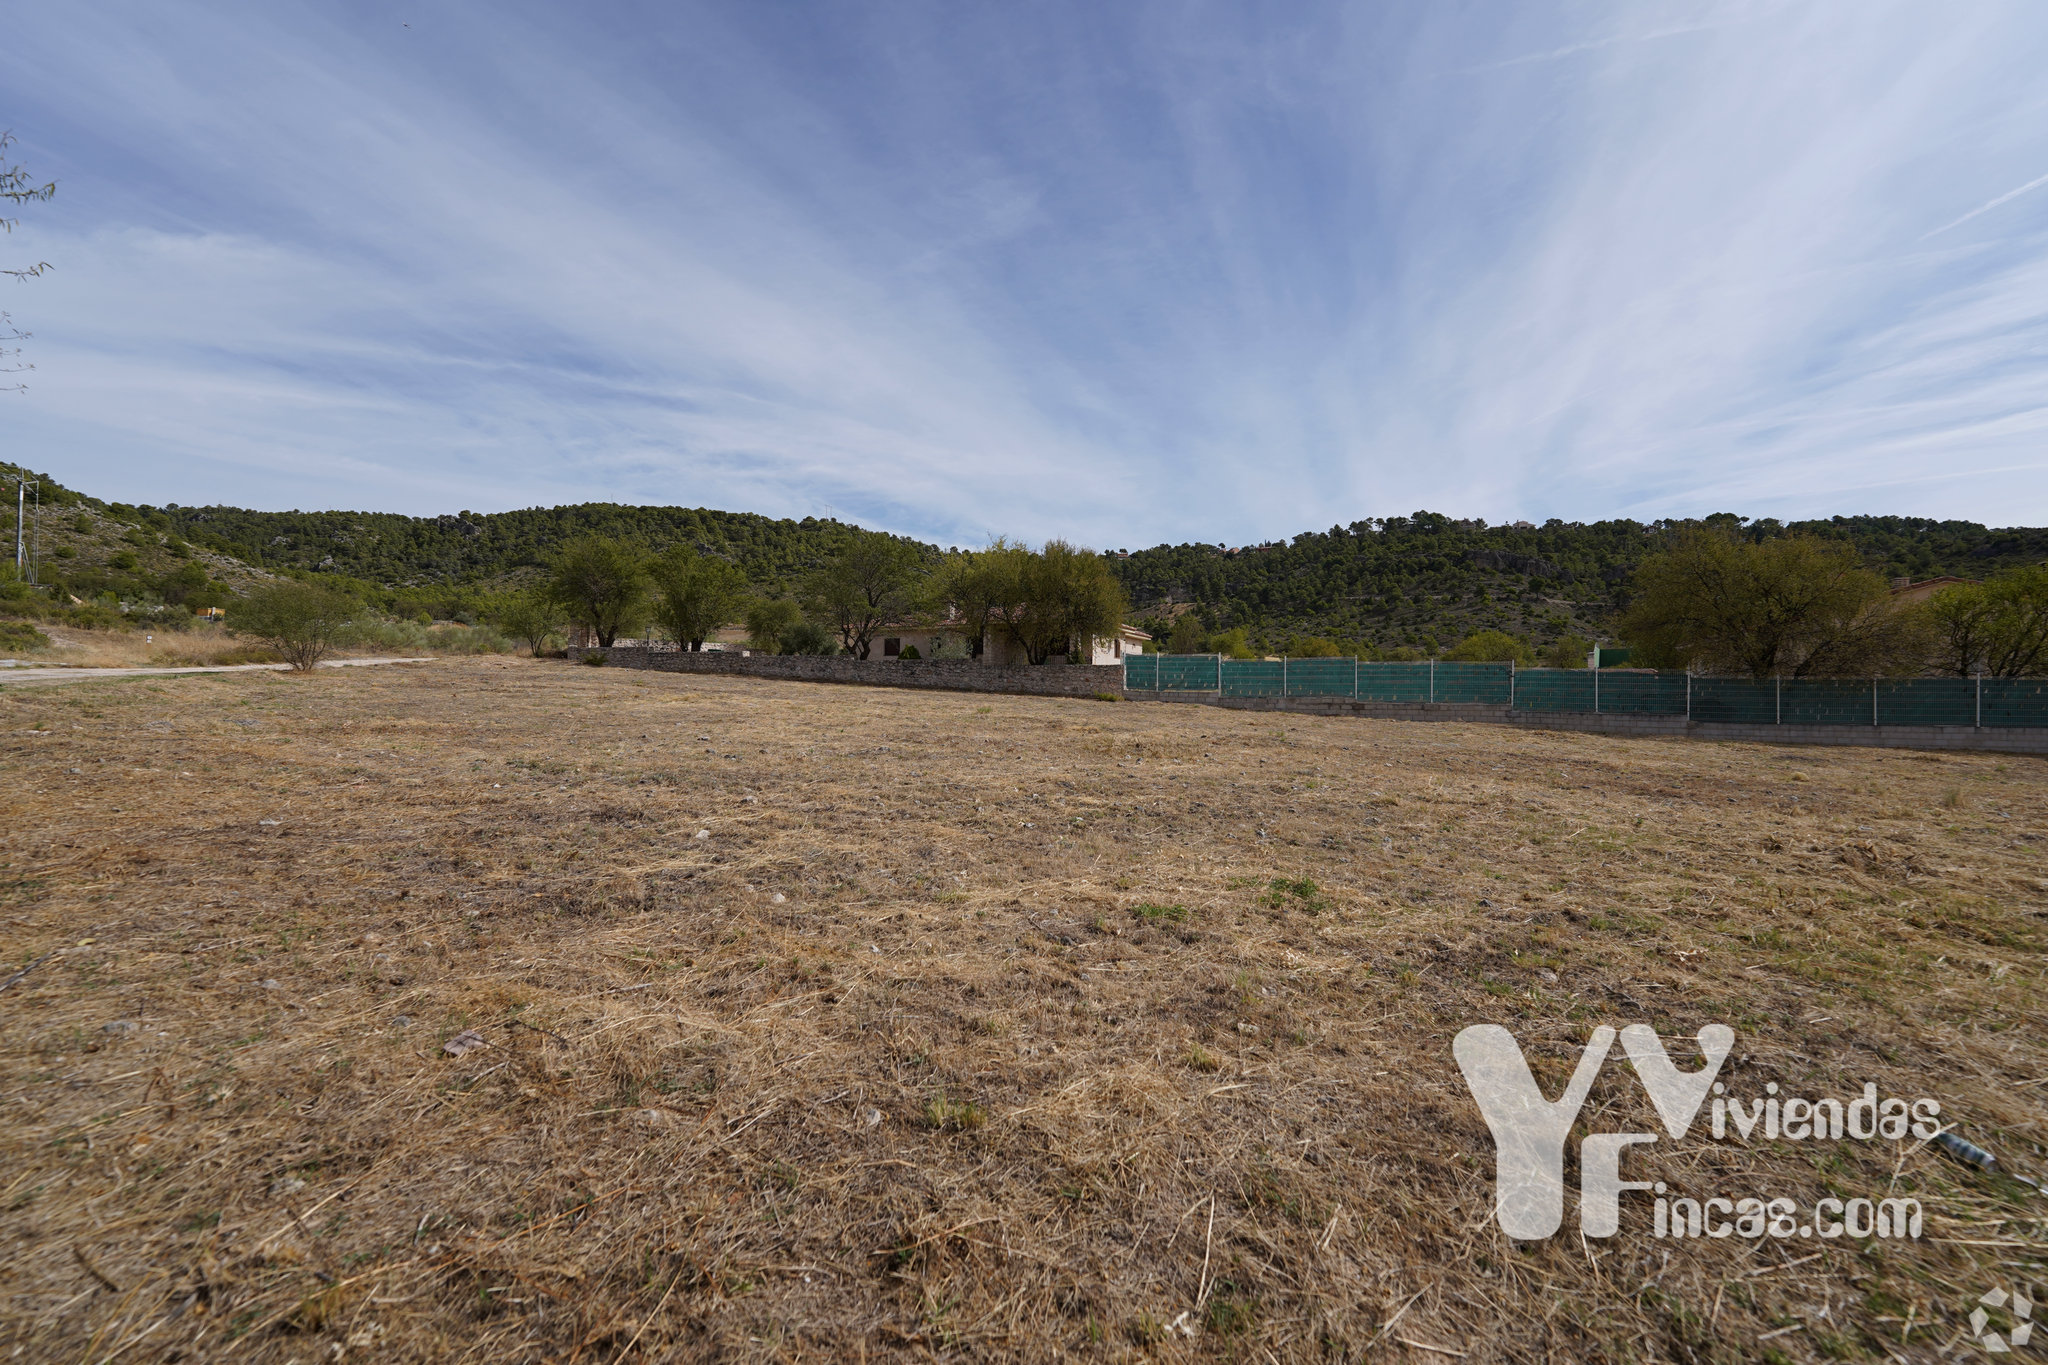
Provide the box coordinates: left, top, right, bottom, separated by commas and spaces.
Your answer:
1, 0, 2044, 547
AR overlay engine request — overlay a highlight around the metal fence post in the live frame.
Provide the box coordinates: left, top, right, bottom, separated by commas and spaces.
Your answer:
1282, 655, 1288, 699
1353, 655, 1359, 700
1775, 675, 1781, 725
1593, 663, 1599, 715
1429, 658, 1435, 704
1976, 673, 1982, 729
1215, 653, 1222, 694
1872, 677, 1878, 728
1685, 671, 1691, 721
1509, 658, 1515, 710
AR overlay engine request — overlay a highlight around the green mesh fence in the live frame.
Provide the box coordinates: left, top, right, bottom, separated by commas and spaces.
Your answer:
1435, 662, 1513, 704
1356, 663, 1430, 703
1222, 661, 1284, 698
1122, 657, 2048, 728
1286, 658, 1360, 697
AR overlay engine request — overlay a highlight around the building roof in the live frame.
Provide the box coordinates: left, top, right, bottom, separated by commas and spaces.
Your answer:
1889, 575, 1977, 604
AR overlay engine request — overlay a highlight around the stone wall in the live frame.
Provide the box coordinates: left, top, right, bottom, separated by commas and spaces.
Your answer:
583, 646, 1123, 699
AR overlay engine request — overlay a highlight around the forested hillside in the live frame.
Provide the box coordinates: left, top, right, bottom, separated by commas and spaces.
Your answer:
1112, 512, 2048, 654
6, 460, 2043, 654
160, 503, 895, 597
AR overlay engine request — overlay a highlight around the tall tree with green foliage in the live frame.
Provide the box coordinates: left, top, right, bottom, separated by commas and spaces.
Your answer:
1928, 567, 2048, 677
231, 582, 359, 672
803, 529, 925, 659
932, 538, 1029, 659
544, 536, 647, 648
1165, 613, 1207, 654
493, 591, 566, 656
1616, 529, 1931, 678
648, 546, 749, 651
1445, 629, 1534, 665
743, 597, 804, 653
1014, 540, 1128, 664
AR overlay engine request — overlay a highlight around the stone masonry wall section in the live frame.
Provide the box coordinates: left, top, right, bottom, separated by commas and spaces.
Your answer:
585, 648, 2048, 755
584, 646, 1123, 699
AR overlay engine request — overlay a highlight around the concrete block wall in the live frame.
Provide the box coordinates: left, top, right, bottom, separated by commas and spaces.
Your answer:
584, 646, 1123, 700
1504, 709, 2048, 754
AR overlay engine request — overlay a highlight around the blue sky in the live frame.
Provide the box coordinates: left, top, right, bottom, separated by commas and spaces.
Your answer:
4, 1, 2047, 548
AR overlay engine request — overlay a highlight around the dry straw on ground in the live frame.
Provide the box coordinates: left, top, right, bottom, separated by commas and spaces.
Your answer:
0, 658, 2041, 1362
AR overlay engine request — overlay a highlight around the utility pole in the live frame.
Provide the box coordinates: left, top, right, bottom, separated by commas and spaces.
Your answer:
14, 479, 37, 585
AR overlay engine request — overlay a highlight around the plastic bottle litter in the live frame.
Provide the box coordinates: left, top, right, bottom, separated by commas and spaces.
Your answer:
1935, 1130, 1999, 1172
1936, 1131, 2043, 1191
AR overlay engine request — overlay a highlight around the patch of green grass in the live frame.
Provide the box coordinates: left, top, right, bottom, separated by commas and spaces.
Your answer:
1132, 901, 1188, 923
924, 1092, 986, 1132
1259, 876, 1329, 913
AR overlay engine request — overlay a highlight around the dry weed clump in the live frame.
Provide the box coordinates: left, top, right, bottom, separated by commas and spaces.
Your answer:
0, 658, 2041, 1362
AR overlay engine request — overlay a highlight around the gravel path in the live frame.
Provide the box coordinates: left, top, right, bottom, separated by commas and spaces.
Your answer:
0, 654, 437, 685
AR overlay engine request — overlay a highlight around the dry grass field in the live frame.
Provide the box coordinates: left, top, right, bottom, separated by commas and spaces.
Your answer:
0, 658, 2042, 1363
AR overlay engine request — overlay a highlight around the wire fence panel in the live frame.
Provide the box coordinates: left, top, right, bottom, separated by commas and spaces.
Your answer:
1686, 678, 1773, 724
1877, 678, 1973, 727
1356, 662, 1433, 703
1125, 657, 2048, 728
1152, 655, 1223, 691
1284, 658, 1358, 697
1983, 677, 2048, 727
1513, 670, 1596, 713
1222, 661, 1286, 698
1433, 662, 1513, 705
1777, 679, 1875, 725
1596, 671, 1691, 715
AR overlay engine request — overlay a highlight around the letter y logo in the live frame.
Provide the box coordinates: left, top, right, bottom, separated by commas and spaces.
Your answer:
1453, 1024, 1614, 1239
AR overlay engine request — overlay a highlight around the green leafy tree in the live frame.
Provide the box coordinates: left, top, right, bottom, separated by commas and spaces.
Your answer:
779, 620, 835, 655
803, 529, 925, 659
1284, 636, 1346, 658
1013, 540, 1127, 664
158, 561, 224, 608
1165, 613, 1207, 654
544, 536, 647, 648
1445, 629, 1534, 665
493, 591, 567, 656
230, 582, 359, 672
930, 539, 1027, 659
1615, 529, 1931, 678
1206, 626, 1256, 659
648, 546, 749, 650
1927, 566, 2048, 677
1541, 633, 1592, 668
743, 597, 804, 653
